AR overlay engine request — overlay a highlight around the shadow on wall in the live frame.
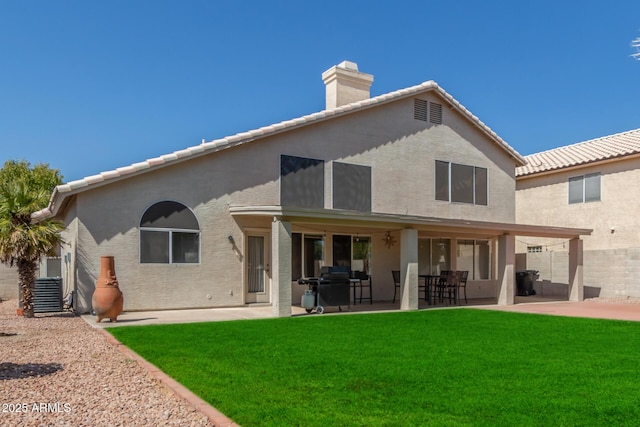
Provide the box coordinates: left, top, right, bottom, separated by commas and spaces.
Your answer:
76, 245, 98, 314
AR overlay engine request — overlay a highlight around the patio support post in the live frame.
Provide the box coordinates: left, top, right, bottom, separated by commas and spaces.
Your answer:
568, 238, 584, 301
497, 234, 515, 305
400, 228, 419, 310
271, 218, 292, 317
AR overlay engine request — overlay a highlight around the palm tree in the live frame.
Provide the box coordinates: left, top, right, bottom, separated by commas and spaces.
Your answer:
0, 181, 63, 318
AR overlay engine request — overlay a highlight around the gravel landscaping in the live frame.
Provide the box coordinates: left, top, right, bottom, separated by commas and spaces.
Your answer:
0, 299, 214, 427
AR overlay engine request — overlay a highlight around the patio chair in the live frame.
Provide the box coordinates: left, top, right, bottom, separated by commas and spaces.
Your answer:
392, 270, 401, 303
418, 275, 428, 303
437, 270, 458, 305
423, 274, 440, 305
446, 271, 460, 305
458, 271, 469, 304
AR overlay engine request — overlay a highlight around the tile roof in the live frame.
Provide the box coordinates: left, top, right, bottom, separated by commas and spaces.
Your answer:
33, 80, 524, 221
516, 128, 640, 177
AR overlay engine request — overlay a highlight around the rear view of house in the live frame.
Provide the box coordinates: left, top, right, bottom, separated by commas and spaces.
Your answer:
34, 61, 590, 315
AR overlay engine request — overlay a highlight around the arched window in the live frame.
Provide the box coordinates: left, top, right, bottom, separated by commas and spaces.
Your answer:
139, 201, 200, 264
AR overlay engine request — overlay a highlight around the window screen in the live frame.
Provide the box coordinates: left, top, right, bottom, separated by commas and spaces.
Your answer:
436, 161, 488, 205
451, 163, 474, 203
140, 230, 170, 263
568, 176, 584, 204
140, 201, 199, 230
140, 201, 199, 264
280, 155, 324, 208
474, 167, 488, 205
332, 162, 372, 212
569, 174, 600, 204
435, 160, 449, 201
584, 173, 601, 202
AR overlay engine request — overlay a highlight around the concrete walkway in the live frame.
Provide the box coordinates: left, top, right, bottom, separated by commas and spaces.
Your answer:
480, 298, 640, 322
82, 298, 640, 328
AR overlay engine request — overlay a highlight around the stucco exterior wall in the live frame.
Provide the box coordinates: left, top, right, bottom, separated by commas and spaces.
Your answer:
0, 263, 18, 301
516, 157, 640, 251
64, 93, 519, 311
516, 157, 640, 298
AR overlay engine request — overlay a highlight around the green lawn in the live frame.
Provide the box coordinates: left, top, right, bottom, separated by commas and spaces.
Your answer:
108, 309, 640, 426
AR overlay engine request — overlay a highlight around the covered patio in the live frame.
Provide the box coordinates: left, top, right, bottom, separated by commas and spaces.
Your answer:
230, 206, 592, 317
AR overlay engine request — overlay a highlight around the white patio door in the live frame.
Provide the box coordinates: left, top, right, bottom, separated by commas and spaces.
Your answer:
246, 233, 271, 303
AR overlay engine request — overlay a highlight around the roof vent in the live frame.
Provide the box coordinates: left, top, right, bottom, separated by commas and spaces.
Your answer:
322, 61, 374, 110
414, 99, 443, 125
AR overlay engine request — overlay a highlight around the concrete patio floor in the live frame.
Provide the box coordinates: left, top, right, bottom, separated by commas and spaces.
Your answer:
81, 296, 640, 328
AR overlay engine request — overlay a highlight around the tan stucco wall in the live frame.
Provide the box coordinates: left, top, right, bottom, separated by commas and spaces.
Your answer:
65, 93, 519, 311
516, 157, 640, 251
0, 263, 18, 301
516, 157, 640, 298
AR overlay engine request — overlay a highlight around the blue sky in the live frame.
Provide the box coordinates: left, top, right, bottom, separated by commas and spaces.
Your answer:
1, 1, 639, 183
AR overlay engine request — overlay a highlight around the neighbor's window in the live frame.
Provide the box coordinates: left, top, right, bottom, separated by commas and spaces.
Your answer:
139, 201, 200, 264
527, 246, 543, 253
435, 161, 488, 205
568, 173, 600, 204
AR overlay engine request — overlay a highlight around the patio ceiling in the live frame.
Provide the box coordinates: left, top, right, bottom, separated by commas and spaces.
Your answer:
229, 205, 592, 240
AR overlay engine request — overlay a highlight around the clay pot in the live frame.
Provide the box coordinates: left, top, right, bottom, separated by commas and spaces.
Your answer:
92, 256, 124, 323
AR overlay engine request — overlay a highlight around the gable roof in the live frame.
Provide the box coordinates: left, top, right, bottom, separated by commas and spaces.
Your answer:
516, 128, 640, 178
33, 80, 525, 221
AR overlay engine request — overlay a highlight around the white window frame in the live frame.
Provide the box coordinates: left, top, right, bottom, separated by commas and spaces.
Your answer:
568, 173, 601, 204
139, 201, 201, 265
436, 161, 488, 206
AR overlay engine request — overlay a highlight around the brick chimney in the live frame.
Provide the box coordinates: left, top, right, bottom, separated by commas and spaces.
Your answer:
322, 61, 374, 110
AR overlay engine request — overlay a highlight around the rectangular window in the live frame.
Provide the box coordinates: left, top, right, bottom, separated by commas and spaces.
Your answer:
280, 155, 324, 208
527, 246, 543, 253
431, 239, 451, 275
140, 230, 169, 263
435, 160, 450, 201
435, 161, 488, 205
456, 239, 491, 280
140, 230, 199, 264
172, 232, 200, 263
291, 233, 324, 280
568, 173, 601, 204
451, 163, 474, 203
332, 162, 372, 212
352, 236, 371, 274
474, 167, 488, 206
333, 235, 372, 274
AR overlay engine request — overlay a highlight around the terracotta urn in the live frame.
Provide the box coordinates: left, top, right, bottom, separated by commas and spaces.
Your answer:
92, 256, 124, 323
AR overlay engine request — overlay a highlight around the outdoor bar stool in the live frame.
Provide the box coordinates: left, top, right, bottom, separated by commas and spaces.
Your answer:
352, 271, 373, 304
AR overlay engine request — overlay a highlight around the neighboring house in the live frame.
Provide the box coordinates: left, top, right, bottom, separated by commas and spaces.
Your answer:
34, 61, 590, 315
516, 128, 640, 298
